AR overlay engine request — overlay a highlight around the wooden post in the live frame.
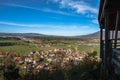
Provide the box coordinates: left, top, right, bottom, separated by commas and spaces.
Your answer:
114, 11, 120, 48
111, 30, 114, 47
112, 30, 114, 40
100, 28, 103, 59
104, 13, 110, 79
100, 27, 105, 80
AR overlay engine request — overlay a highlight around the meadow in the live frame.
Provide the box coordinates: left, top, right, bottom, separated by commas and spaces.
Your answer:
0, 38, 100, 56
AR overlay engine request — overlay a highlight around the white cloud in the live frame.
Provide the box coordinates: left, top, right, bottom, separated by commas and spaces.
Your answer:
43, 8, 74, 16
0, 21, 42, 28
1, 0, 98, 16
86, 13, 96, 18
91, 19, 98, 24
1, 3, 75, 16
49, 0, 60, 3
0, 21, 91, 30
0, 21, 79, 30
58, 0, 98, 14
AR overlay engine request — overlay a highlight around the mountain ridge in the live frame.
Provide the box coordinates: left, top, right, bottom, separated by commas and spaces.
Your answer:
0, 31, 100, 39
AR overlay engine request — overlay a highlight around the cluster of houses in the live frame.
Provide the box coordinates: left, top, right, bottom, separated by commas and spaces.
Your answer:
0, 48, 100, 74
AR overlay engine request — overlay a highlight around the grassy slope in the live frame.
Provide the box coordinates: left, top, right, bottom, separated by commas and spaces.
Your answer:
0, 39, 100, 56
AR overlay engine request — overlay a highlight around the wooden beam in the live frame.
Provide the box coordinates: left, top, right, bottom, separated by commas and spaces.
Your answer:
112, 49, 120, 55
100, 0, 109, 23
114, 11, 120, 48
108, 1, 120, 10
111, 38, 120, 40
112, 58, 120, 68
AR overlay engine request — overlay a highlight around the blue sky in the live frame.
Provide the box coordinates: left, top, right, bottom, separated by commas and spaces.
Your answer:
0, 0, 100, 36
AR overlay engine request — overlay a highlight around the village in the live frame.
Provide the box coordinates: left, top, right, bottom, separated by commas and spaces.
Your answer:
0, 48, 100, 80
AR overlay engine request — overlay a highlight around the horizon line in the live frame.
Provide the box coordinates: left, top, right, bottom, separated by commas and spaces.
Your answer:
0, 31, 99, 37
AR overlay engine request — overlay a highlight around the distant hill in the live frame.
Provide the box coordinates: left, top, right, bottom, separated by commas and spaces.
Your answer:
76, 31, 100, 39
0, 33, 46, 37
0, 32, 100, 39
78, 31, 120, 39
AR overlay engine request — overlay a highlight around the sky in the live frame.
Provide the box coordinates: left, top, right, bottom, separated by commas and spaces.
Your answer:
0, 0, 100, 36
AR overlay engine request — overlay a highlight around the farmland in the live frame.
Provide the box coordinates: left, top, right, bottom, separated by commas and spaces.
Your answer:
0, 37, 100, 80
0, 37, 100, 56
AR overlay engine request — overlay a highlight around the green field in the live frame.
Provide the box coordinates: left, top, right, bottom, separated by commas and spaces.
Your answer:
0, 38, 100, 80
0, 39, 100, 56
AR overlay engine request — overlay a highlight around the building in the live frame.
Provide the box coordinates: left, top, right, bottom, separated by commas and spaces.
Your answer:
98, 0, 120, 79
